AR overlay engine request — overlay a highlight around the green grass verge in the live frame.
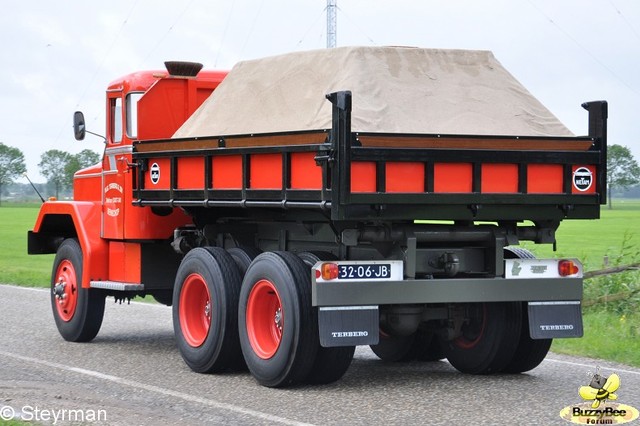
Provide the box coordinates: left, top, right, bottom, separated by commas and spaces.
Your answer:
0, 204, 53, 287
0, 420, 30, 426
521, 200, 640, 269
551, 309, 640, 367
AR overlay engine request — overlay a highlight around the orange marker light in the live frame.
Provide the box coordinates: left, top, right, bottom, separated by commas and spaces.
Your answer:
558, 260, 579, 277
321, 263, 339, 280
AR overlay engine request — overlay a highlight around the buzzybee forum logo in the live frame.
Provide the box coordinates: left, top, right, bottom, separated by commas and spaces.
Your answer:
559, 367, 639, 424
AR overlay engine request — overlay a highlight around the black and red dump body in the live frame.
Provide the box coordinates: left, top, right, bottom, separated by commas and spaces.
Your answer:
131, 92, 606, 223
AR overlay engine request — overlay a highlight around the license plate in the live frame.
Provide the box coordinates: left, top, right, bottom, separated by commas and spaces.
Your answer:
338, 264, 391, 280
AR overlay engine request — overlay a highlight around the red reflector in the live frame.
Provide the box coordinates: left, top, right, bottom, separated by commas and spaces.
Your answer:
558, 260, 579, 277
321, 262, 339, 280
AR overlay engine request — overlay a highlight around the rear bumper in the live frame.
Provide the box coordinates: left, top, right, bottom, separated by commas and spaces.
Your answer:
312, 276, 582, 307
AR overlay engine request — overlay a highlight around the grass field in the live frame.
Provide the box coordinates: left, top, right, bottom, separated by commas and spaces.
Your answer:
0, 204, 54, 286
1, 201, 639, 366
521, 199, 640, 269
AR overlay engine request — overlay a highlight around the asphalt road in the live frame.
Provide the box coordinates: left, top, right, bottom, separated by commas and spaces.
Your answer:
1, 284, 639, 425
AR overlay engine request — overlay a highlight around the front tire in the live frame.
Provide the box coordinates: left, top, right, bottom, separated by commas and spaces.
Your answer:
173, 247, 243, 373
51, 239, 105, 342
239, 252, 318, 387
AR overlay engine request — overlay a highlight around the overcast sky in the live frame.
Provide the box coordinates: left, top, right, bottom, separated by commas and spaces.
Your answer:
1, 0, 638, 181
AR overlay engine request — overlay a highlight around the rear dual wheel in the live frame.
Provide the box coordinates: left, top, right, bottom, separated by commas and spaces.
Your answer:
239, 252, 318, 387
444, 302, 522, 374
444, 247, 553, 375
298, 251, 355, 384
173, 247, 244, 373
371, 328, 444, 363
502, 247, 552, 373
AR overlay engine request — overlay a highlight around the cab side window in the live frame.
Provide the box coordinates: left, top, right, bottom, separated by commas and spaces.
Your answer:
111, 97, 123, 144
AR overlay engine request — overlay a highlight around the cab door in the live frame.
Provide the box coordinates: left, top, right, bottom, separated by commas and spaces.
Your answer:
102, 92, 127, 239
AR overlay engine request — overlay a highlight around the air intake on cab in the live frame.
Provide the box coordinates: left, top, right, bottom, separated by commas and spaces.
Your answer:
164, 61, 203, 77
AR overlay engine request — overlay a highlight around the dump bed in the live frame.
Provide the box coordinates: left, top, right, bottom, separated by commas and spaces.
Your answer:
131, 47, 606, 223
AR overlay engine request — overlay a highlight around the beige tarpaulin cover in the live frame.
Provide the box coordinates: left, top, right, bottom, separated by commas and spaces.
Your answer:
174, 46, 573, 138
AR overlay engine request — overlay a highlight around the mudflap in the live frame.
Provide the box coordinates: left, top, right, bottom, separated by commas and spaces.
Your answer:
318, 306, 379, 347
528, 301, 583, 339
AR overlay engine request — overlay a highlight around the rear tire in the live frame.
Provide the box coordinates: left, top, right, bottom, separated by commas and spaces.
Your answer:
173, 247, 243, 373
298, 251, 355, 384
412, 329, 446, 362
503, 305, 553, 373
444, 302, 522, 374
239, 252, 318, 387
371, 329, 444, 362
371, 333, 415, 362
228, 247, 262, 276
503, 247, 552, 373
51, 239, 105, 342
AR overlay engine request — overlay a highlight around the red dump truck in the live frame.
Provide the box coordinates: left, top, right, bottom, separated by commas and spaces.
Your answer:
28, 47, 607, 387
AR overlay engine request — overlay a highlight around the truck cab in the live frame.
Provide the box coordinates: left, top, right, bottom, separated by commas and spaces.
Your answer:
30, 62, 227, 286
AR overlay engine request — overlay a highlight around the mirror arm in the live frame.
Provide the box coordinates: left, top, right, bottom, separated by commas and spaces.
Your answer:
85, 130, 107, 142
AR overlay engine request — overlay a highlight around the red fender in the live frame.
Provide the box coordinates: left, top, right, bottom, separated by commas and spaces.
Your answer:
28, 201, 107, 288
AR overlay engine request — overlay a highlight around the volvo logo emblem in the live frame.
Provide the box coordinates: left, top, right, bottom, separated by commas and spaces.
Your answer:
150, 162, 160, 185
573, 167, 593, 192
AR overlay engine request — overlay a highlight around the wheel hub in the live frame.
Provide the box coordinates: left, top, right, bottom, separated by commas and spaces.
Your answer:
53, 280, 67, 301
53, 260, 79, 322
274, 307, 283, 333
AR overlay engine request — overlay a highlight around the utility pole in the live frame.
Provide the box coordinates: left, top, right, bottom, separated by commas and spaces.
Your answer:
327, 0, 337, 48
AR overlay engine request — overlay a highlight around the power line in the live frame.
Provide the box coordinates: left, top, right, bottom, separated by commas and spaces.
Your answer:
295, 6, 326, 48
336, 5, 376, 45
143, 0, 197, 64
526, 0, 639, 97
239, 0, 266, 57
76, 0, 140, 110
215, 0, 236, 67
608, 0, 640, 42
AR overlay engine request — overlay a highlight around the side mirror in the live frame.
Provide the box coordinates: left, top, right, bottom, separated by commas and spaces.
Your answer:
73, 111, 86, 141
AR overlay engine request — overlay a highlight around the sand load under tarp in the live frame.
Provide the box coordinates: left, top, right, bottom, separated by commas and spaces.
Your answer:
173, 46, 573, 138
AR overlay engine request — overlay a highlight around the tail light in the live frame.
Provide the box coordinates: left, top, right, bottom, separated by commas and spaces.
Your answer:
558, 259, 580, 277
316, 262, 339, 280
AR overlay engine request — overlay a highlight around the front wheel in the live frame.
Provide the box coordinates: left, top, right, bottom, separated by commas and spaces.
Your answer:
51, 239, 105, 342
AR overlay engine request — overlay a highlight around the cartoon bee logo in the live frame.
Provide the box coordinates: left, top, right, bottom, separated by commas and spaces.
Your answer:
579, 368, 620, 408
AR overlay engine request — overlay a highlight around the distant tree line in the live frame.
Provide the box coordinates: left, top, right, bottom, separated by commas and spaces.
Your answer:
0, 142, 100, 203
38, 149, 101, 199
607, 145, 640, 208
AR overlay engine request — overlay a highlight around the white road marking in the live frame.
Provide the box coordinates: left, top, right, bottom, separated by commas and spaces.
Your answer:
544, 357, 640, 376
0, 350, 313, 426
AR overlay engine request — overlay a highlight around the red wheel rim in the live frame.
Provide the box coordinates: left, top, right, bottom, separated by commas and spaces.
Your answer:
179, 273, 212, 347
246, 279, 283, 359
454, 304, 487, 350
53, 260, 78, 322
